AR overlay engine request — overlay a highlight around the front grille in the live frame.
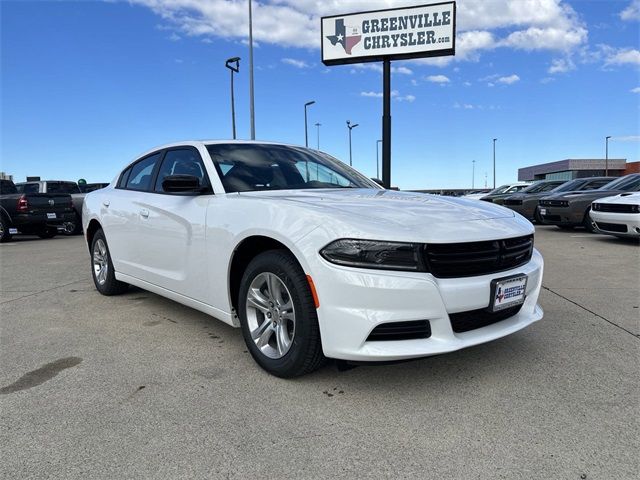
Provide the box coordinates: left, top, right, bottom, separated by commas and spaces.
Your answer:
592, 203, 638, 213
596, 222, 628, 233
540, 199, 569, 207
542, 214, 561, 222
367, 320, 432, 341
503, 199, 523, 206
450, 305, 522, 333
423, 235, 533, 279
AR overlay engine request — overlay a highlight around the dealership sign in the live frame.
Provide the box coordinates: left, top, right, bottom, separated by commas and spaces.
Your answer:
321, 2, 456, 66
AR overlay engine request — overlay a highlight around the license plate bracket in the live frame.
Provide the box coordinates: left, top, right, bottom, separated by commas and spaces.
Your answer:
47, 213, 56, 219
540, 208, 547, 215
489, 274, 528, 312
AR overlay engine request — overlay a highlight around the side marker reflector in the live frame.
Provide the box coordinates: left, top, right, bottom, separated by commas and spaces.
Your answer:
306, 275, 319, 309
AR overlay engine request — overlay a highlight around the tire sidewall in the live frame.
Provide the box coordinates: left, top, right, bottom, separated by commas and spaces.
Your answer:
238, 251, 319, 377
91, 229, 121, 294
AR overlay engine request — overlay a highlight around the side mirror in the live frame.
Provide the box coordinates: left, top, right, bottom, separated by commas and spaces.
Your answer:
162, 174, 204, 194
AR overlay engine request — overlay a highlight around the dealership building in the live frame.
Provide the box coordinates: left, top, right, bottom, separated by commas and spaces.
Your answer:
518, 158, 628, 181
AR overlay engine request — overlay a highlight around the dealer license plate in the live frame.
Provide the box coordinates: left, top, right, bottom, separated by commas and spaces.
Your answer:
490, 274, 528, 312
539, 208, 547, 215
47, 213, 56, 219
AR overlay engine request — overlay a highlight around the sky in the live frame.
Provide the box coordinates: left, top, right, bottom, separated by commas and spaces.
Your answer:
1, 0, 639, 189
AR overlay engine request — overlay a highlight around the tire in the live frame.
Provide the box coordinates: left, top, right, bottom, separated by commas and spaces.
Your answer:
63, 212, 82, 236
582, 208, 596, 233
0, 215, 12, 243
533, 208, 543, 224
238, 249, 325, 378
90, 229, 128, 295
38, 228, 57, 239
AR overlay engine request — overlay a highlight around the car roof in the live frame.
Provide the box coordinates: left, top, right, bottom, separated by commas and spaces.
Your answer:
134, 140, 303, 161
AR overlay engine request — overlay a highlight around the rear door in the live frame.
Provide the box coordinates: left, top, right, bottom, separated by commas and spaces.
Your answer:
101, 152, 162, 277
134, 147, 212, 301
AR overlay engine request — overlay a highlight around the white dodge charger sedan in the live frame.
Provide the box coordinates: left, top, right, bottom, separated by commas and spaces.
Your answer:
591, 192, 640, 238
83, 141, 544, 377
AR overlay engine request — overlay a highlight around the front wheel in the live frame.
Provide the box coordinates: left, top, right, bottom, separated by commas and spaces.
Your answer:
238, 250, 325, 378
583, 209, 597, 233
91, 229, 128, 295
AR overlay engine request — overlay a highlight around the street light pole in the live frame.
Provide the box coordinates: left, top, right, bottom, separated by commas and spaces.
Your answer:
347, 120, 359, 167
248, 0, 255, 139
315, 123, 321, 150
304, 101, 315, 148
492, 138, 497, 189
376, 139, 382, 179
225, 57, 240, 140
605, 136, 611, 176
472, 159, 476, 189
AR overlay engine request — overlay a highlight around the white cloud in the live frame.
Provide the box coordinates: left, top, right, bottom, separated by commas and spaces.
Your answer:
127, 0, 588, 64
168, 32, 181, 41
351, 63, 413, 75
361, 90, 415, 102
281, 58, 310, 68
603, 48, 640, 66
613, 135, 640, 142
631, 87, 640, 93
620, 0, 640, 21
496, 74, 520, 85
425, 75, 450, 84
548, 57, 575, 74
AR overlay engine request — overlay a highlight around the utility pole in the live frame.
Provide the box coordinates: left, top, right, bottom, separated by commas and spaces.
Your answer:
347, 120, 359, 167
315, 123, 321, 150
472, 159, 475, 189
492, 138, 497, 189
248, 0, 255, 139
605, 136, 611, 176
225, 57, 240, 140
304, 101, 315, 148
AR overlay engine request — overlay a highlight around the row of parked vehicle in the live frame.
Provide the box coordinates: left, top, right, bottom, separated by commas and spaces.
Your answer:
0, 179, 107, 242
466, 174, 640, 238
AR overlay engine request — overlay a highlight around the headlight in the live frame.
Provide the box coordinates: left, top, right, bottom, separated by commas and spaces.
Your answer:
320, 239, 426, 272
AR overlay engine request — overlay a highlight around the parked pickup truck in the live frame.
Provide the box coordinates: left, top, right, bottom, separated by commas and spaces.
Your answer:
0, 179, 76, 242
15, 180, 85, 235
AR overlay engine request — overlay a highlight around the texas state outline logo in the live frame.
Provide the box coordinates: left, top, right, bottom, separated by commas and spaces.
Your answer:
326, 19, 362, 54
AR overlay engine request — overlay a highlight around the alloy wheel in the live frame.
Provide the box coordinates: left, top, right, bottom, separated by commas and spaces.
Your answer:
93, 239, 109, 285
245, 272, 296, 359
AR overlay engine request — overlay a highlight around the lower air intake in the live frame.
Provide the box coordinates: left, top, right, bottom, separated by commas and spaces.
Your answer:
367, 320, 432, 341
449, 305, 523, 333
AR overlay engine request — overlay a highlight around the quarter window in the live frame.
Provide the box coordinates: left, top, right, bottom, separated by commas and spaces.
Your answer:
125, 153, 161, 191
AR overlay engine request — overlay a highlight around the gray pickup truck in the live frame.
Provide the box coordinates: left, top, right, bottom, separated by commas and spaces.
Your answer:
15, 180, 85, 235
0, 179, 76, 242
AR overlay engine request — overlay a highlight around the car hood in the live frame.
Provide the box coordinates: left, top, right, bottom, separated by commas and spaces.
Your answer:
238, 189, 515, 227
543, 189, 625, 202
594, 192, 640, 205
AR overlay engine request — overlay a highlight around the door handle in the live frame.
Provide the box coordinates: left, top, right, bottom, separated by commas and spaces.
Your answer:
102, 200, 110, 207
140, 209, 149, 218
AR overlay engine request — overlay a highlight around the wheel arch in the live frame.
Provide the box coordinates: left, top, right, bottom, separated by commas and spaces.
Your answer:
227, 235, 307, 314
85, 219, 102, 250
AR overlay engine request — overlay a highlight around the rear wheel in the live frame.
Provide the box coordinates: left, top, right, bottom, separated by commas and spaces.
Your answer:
63, 212, 82, 235
238, 250, 325, 378
0, 216, 12, 243
91, 229, 128, 295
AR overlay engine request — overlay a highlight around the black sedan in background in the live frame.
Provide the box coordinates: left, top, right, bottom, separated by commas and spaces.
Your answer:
539, 174, 640, 231
503, 177, 615, 222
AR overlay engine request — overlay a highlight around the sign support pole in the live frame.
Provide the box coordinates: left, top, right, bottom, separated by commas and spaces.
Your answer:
382, 59, 391, 189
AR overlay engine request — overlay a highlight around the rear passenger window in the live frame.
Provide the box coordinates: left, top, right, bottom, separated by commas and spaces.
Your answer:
126, 153, 161, 191
154, 149, 208, 192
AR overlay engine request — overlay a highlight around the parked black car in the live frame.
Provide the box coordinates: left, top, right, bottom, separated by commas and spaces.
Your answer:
503, 177, 615, 222
0, 179, 76, 242
539, 174, 640, 232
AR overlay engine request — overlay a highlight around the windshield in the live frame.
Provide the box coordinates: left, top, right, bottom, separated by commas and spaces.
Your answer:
599, 174, 640, 191
487, 184, 511, 195
521, 181, 562, 193
206, 144, 379, 193
551, 179, 585, 193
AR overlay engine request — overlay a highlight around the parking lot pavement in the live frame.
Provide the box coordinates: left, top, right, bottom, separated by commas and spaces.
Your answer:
1, 229, 638, 479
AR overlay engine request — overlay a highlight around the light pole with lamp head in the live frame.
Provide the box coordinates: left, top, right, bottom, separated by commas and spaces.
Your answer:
472, 159, 476, 189
304, 101, 315, 147
605, 136, 611, 176
315, 123, 321, 150
347, 120, 359, 166
225, 57, 240, 140
492, 138, 497, 189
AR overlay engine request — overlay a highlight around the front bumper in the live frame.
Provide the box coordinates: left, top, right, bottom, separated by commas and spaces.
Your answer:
311, 249, 544, 361
539, 205, 583, 226
505, 200, 538, 221
590, 210, 640, 237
